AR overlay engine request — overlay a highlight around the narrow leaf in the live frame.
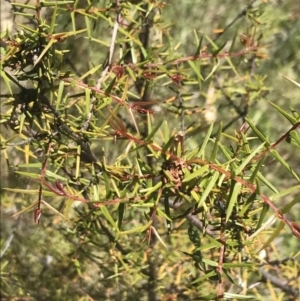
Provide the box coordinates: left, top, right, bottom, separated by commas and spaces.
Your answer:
268, 101, 297, 125
198, 172, 219, 208
226, 182, 242, 222
198, 122, 214, 158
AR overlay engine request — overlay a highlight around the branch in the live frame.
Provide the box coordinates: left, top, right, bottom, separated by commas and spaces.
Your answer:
259, 268, 299, 297
213, 0, 258, 43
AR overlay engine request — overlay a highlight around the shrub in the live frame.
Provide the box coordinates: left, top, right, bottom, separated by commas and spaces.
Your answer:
1, 1, 300, 300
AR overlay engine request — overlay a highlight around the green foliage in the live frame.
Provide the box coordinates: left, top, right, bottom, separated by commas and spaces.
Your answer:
1, 1, 300, 301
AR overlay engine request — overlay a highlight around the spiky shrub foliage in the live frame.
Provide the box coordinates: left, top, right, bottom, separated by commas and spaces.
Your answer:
1, 1, 300, 301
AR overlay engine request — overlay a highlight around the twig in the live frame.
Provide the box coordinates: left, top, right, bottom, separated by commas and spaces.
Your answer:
259, 268, 299, 297
213, 0, 258, 43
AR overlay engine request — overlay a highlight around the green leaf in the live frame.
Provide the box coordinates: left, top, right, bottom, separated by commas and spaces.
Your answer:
256, 202, 269, 231
257, 221, 285, 253
194, 32, 204, 57
228, 29, 238, 52
204, 59, 220, 81
225, 56, 239, 77
17, 163, 42, 168
187, 60, 203, 81
191, 190, 200, 202
56, 81, 65, 110
210, 122, 222, 162
219, 144, 237, 169
157, 207, 172, 223
40, 200, 71, 222
105, 77, 117, 95
150, 226, 168, 249
0, 70, 13, 95
73, 259, 82, 276
71, 11, 76, 31
85, 15, 92, 38
100, 206, 119, 232
224, 292, 256, 300
63, 198, 73, 220
204, 34, 219, 50
49, 3, 58, 34
33, 38, 55, 66
223, 262, 254, 269
182, 165, 209, 183
286, 130, 300, 149
198, 171, 219, 208
235, 143, 265, 176
10, 201, 38, 219
246, 118, 271, 146
80, 64, 103, 82
119, 220, 152, 235
191, 269, 217, 285
45, 170, 68, 182
280, 74, 300, 89
212, 41, 227, 56
226, 182, 242, 223
256, 171, 278, 193
270, 149, 300, 181
140, 181, 162, 196
126, 66, 136, 82
188, 224, 201, 248
14, 171, 40, 179
268, 101, 298, 125
249, 157, 265, 183
198, 122, 214, 158
202, 258, 218, 267
280, 193, 300, 214
145, 118, 164, 143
